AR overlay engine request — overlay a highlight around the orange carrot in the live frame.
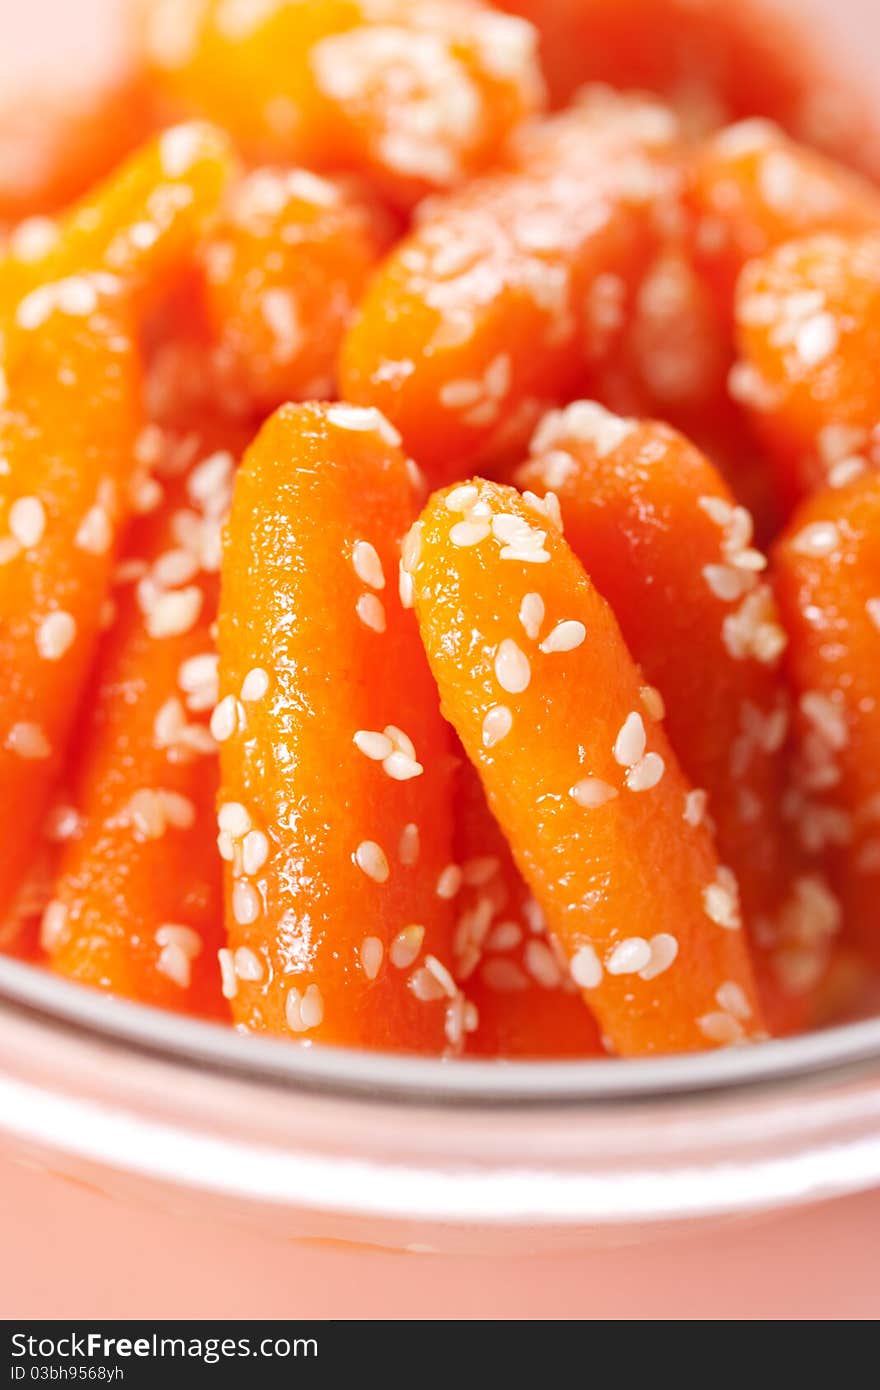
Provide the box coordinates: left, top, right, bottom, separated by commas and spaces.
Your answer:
517, 401, 839, 1029
44, 424, 242, 1016
143, 0, 542, 209
217, 401, 466, 1052
774, 477, 880, 967
734, 231, 880, 507
340, 91, 681, 482
0, 290, 142, 918
410, 477, 763, 1054
453, 762, 602, 1057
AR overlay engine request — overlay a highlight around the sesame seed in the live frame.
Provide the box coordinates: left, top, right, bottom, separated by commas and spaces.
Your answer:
525, 938, 562, 988
355, 840, 390, 883
482, 958, 529, 992
234, 946, 264, 982
683, 789, 709, 826
698, 1011, 744, 1045
445, 484, 480, 512
398, 562, 415, 608
625, 752, 665, 791
494, 638, 531, 694
795, 312, 839, 368
606, 937, 652, 975
789, 521, 840, 557
210, 694, 242, 743
156, 942, 193, 989
424, 954, 458, 998
482, 703, 513, 748
241, 829, 269, 876
383, 751, 424, 781
178, 652, 219, 711
240, 667, 270, 702
40, 899, 69, 951
159, 123, 208, 178
450, 519, 491, 547
218, 948, 238, 999
390, 924, 425, 968
326, 403, 388, 433
360, 935, 384, 980
703, 563, 753, 602
639, 933, 679, 981
436, 864, 463, 899
866, 598, 880, 632
9, 496, 46, 549
75, 505, 113, 555
6, 722, 50, 759
352, 540, 385, 590
354, 729, 394, 761
399, 823, 420, 866
539, 620, 586, 654
356, 593, 386, 632
518, 592, 545, 641
218, 801, 251, 839
411, 966, 448, 1002
703, 868, 742, 930
232, 879, 261, 926
570, 944, 603, 989
613, 712, 646, 768
401, 521, 423, 574
36, 610, 76, 661
570, 777, 618, 808
716, 980, 752, 1020
145, 585, 203, 639
640, 685, 666, 721
486, 921, 522, 952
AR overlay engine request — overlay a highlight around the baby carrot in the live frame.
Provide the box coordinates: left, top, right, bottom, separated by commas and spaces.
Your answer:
0, 289, 142, 919
340, 91, 681, 482
517, 402, 836, 1030
410, 478, 763, 1055
1, 121, 235, 315
198, 167, 392, 415
734, 232, 880, 507
143, 0, 542, 209
45, 428, 238, 1017
217, 402, 466, 1052
774, 478, 880, 966
453, 762, 602, 1057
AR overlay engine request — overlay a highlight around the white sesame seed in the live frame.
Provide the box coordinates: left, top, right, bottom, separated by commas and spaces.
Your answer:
613, 712, 646, 768
240, 666, 269, 702
218, 948, 238, 999
698, 1011, 744, 1045
445, 484, 479, 512
155, 923, 202, 957
156, 942, 192, 988
159, 123, 207, 178
639, 933, 679, 981
640, 685, 666, 721
353, 729, 394, 761
234, 945, 264, 982
401, 521, 423, 574
6, 722, 50, 759
40, 899, 69, 951
398, 562, 415, 608
241, 829, 269, 876
326, 403, 388, 433
518, 592, 545, 641
232, 879, 261, 926
390, 924, 424, 968
703, 869, 742, 930
436, 864, 463, 899
570, 944, 603, 989
356, 593, 386, 632
789, 521, 841, 557
383, 751, 424, 781
411, 965, 448, 1002
494, 638, 531, 694
210, 694, 241, 743
399, 822, 420, 866
625, 752, 665, 791
703, 563, 753, 602
360, 935, 384, 980
716, 980, 752, 1020
539, 619, 586, 654
570, 777, 618, 808
75, 505, 113, 555
450, 519, 491, 547
145, 585, 203, 639
218, 801, 251, 839
482, 704, 513, 748
9, 496, 46, 549
795, 312, 839, 368
424, 954, 458, 999
606, 937, 652, 975
684, 789, 709, 826
525, 938, 562, 988
36, 610, 76, 661
866, 598, 880, 632
352, 540, 385, 590
355, 840, 390, 883
159, 790, 195, 829
486, 921, 522, 952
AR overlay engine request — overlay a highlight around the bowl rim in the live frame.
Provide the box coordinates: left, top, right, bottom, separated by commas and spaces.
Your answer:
2, 954, 879, 1107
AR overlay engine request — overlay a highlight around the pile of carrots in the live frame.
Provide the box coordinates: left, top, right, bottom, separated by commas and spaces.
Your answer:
1, 0, 879, 1058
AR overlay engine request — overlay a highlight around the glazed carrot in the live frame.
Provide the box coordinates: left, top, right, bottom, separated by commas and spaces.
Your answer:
690, 120, 880, 314
217, 401, 465, 1052
495, 0, 880, 175
453, 762, 602, 1057
44, 428, 239, 1017
409, 478, 763, 1055
734, 232, 880, 507
199, 167, 392, 415
143, 0, 542, 208
340, 91, 681, 482
0, 121, 235, 315
774, 478, 880, 967
0, 291, 142, 919
516, 402, 838, 1030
